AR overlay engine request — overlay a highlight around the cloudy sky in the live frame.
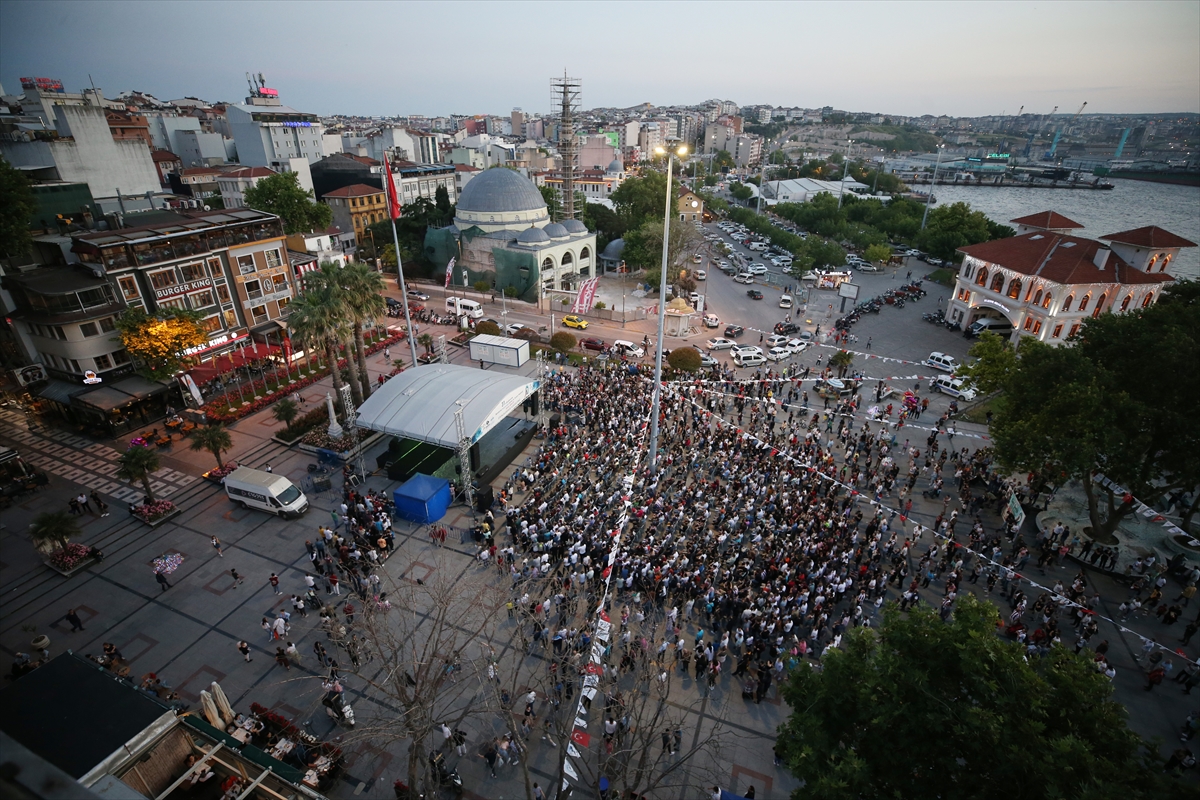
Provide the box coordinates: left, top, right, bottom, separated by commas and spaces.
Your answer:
2, 1, 1197, 117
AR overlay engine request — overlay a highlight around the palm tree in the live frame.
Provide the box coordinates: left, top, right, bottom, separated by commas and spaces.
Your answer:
829, 349, 855, 379
29, 511, 80, 555
418, 333, 434, 357
338, 262, 386, 400
117, 445, 161, 502
303, 265, 365, 408
272, 397, 299, 429
190, 424, 234, 470
288, 286, 356, 415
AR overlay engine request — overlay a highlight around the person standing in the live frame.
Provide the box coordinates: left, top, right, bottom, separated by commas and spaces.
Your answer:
155, 571, 171, 591
274, 647, 291, 671
313, 641, 328, 666
329, 572, 341, 595
77, 492, 93, 515
211, 536, 223, 557
269, 573, 282, 595
90, 491, 110, 517
237, 641, 253, 662
63, 608, 85, 632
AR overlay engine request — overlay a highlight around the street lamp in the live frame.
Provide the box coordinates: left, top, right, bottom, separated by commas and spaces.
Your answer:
921, 144, 945, 230
837, 139, 852, 210
647, 142, 687, 473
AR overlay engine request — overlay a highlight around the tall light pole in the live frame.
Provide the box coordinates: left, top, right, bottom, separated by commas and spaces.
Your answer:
921, 144, 945, 230
837, 139, 853, 209
647, 142, 687, 473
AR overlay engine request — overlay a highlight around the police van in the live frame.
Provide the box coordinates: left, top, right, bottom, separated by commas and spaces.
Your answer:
224, 467, 309, 519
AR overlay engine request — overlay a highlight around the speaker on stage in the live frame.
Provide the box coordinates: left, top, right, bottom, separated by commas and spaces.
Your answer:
476, 484, 494, 512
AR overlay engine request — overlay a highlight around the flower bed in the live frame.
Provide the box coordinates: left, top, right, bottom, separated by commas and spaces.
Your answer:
300, 428, 361, 452
133, 499, 178, 524
203, 462, 239, 482
447, 333, 472, 348
199, 334, 403, 423
48, 543, 94, 573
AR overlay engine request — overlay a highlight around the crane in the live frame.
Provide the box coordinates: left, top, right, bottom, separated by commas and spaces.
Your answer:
1046, 101, 1087, 161
1022, 105, 1057, 159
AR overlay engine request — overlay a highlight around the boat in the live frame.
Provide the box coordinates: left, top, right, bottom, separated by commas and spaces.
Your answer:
1094, 164, 1200, 187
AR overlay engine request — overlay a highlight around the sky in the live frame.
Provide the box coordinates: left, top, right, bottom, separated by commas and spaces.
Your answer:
2, 1, 1197, 118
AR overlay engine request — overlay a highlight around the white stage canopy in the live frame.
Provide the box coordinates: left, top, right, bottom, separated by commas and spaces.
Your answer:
354, 363, 539, 448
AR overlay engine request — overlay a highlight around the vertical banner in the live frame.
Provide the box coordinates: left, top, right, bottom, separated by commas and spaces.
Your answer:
571, 277, 599, 313
445, 256, 455, 288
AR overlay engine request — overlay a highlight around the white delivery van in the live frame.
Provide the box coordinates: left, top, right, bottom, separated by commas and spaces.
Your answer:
445, 297, 484, 319
224, 466, 309, 519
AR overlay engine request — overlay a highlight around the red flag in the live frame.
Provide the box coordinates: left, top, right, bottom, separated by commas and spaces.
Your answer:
383, 154, 401, 220
571, 729, 591, 748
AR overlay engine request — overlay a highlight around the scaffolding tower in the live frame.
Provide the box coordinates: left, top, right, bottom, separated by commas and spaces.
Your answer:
551, 72, 581, 221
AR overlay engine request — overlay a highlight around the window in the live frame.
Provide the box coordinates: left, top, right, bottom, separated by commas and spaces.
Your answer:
237, 255, 256, 275
249, 304, 268, 324
975, 268, 988, 287
1078, 294, 1090, 312
1092, 293, 1106, 318
1032, 289, 1042, 306
989, 274, 1004, 292
118, 275, 139, 299
1007, 279, 1021, 299
159, 297, 186, 311
111, 349, 130, 365
244, 279, 262, 299
1142, 293, 1154, 308
99, 316, 116, 333
224, 309, 239, 327
277, 297, 290, 313
216, 283, 232, 303
1068, 323, 1081, 338
265, 249, 282, 269
200, 314, 222, 333
207, 257, 222, 274
69, 359, 82, 373
94, 353, 112, 370
1062, 295, 1074, 312
180, 262, 206, 281
1032, 320, 1042, 335
191, 290, 217, 309
1052, 324, 1063, 338
1120, 294, 1132, 312
1042, 293, 1052, 309
53, 326, 66, 341
80, 322, 99, 338
149, 269, 178, 290
1023, 316, 1033, 331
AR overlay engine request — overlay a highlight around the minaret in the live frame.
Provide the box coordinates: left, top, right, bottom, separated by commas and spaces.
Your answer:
551, 72, 580, 220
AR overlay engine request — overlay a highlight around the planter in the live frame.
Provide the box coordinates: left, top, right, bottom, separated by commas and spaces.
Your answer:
133, 507, 182, 528
417, 353, 440, 364
43, 555, 98, 578
447, 333, 472, 348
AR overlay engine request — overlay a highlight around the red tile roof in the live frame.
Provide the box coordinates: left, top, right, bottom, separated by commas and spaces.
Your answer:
151, 150, 180, 163
340, 153, 380, 166
322, 183, 384, 199
958, 233, 1174, 287
1100, 226, 1197, 249
454, 164, 480, 172
1009, 211, 1084, 230
180, 167, 222, 177
221, 167, 276, 179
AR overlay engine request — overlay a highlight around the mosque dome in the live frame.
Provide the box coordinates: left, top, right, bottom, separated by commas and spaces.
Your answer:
544, 222, 569, 240
561, 219, 588, 234
517, 226, 551, 244
606, 158, 623, 173
600, 238, 625, 260
456, 168, 547, 214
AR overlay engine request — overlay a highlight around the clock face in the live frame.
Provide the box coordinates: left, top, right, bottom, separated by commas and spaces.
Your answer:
691, 200, 699, 207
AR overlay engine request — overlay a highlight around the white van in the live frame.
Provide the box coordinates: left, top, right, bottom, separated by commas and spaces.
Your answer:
924, 352, 959, 373
224, 466, 309, 519
748, 242, 768, 251
779, 294, 793, 309
933, 375, 977, 401
445, 297, 484, 319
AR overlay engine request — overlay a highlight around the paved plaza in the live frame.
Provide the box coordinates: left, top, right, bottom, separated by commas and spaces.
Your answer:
2, 259, 1198, 798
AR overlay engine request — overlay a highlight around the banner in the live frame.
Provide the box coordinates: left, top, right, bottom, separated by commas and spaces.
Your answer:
571, 277, 599, 314
383, 154, 401, 220
445, 256, 455, 288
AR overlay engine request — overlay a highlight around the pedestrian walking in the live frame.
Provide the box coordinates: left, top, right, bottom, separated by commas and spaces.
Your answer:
329, 572, 341, 595
230, 568, 244, 587
90, 490, 109, 517
479, 741, 498, 778
155, 572, 171, 591
866, 337, 872, 350
63, 608, 85, 632
68, 497, 81, 516
77, 492, 93, 515
237, 641, 252, 662
285, 641, 302, 664
211, 536, 223, 557
313, 641, 328, 666
453, 728, 468, 757
274, 647, 291, 670
262, 618, 274, 642
269, 573, 281, 594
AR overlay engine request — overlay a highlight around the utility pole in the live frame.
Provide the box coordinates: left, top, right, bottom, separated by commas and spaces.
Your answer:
921, 145, 945, 230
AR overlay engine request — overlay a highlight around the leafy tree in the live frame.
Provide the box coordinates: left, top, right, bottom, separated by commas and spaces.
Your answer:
271, 397, 299, 429
0, 157, 38, 257
959, 288, 1200, 540
335, 262, 387, 398
190, 424, 233, 470
808, 238, 846, 269
243, 171, 332, 235
365, 196, 441, 273
610, 171, 669, 231
474, 321, 501, 336
29, 511, 80, 555
538, 184, 562, 221
472, 280, 491, 293
417, 332, 434, 355
434, 185, 453, 223
621, 219, 700, 274
729, 183, 754, 202
915, 201, 995, 261
778, 594, 1178, 800
115, 307, 206, 380
549, 332, 576, 352
829, 349, 854, 377
667, 347, 701, 372
288, 283, 354, 414
117, 446, 161, 502
503, 285, 519, 298
712, 149, 735, 170
864, 243, 892, 264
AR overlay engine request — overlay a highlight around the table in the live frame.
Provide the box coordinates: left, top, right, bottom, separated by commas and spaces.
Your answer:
270, 738, 295, 759
230, 728, 252, 744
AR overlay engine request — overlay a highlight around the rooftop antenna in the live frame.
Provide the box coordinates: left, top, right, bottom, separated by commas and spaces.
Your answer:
258, 73, 266, 88
88, 73, 98, 105
245, 72, 255, 96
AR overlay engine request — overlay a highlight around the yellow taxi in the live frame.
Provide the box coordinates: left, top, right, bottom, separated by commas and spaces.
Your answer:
562, 315, 589, 330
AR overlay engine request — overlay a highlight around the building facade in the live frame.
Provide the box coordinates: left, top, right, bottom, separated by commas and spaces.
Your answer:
215, 166, 276, 209
322, 184, 387, 246
945, 211, 1195, 344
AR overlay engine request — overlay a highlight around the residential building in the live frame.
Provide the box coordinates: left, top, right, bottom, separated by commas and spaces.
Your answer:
538, 160, 625, 208
105, 110, 152, 147
454, 163, 480, 198
323, 184, 387, 246
12, 78, 116, 127
286, 229, 348, 274
365, 125, 447, 164
310, 152, 380, 200
945, 210, 1196, 344
677, 187, 705, 223
225, 89, 330, 168
150, 149, 182, 187
216, 166, 276, 209
390, 159, 456, 207
173, 167, 224, 199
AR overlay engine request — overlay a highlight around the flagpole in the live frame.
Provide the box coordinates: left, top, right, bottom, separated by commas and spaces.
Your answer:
385, 154, 420, 366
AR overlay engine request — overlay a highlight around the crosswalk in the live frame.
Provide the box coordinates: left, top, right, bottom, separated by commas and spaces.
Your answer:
0, 411, 198, 502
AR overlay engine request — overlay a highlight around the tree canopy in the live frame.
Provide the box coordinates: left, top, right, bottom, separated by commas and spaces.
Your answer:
114, 307, 206, 380
621, 219, 701, 277
609, 171, 669, 232
777, 594, 1182, 800
959, 283, 1200, 539
914, 201, 1012, 261
0, 157, 38, 257
243, 171, 332, 235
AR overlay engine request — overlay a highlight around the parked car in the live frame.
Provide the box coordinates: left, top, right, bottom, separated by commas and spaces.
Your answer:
703, 313, 720, 328
562, 314, 589, 330
924, 352, 959, 373
724, 325, 745, 338
766, 334, 790, 347
406, 289, 431, 301
856, 263, 881, 273
733, 352, 767, 368
734, 273, 755, 284
706, 337, 735, 350
611, 340, 645, 358
692, 347, 718, 367
786, 338, 810, 353
766, 346, 791, 362
504, 322, 525, 335
694, 269, 706, 280
579, 337, 607, 352
747, 289, 764, 300
933, 375, 977, 401
747, 264, 768, 275
731, 344, 763, 358
773, 322, 799, 335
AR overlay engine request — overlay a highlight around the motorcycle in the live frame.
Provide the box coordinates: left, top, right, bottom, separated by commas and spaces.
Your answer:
429, 751, 463, 795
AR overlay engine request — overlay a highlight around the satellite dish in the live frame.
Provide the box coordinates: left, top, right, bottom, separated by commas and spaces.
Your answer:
202, 204, 211, 211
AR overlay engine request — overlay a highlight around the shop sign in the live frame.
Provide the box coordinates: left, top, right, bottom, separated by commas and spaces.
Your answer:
184, 332, 247, 357
14, 364, 47, 387
83, 370, 102, 385
978, 298, 1011, 314
155, 278, 212, 301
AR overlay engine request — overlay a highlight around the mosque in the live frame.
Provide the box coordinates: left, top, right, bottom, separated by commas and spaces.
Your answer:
423, 168, 597, 303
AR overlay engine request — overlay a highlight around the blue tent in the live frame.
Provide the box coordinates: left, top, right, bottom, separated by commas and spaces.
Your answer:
392, 474, 452, 524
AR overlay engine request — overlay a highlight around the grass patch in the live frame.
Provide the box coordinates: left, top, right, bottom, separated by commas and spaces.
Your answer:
927, 268, 956, 287
959, 395, 1001, 425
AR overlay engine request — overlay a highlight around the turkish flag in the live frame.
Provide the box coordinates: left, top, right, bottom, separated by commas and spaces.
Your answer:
383, 154, 401, 220
571, 729, 591, 748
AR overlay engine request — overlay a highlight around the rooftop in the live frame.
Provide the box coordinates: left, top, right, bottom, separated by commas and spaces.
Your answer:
323, 183, 384, 199
1100, 226, 1197, 249
958, 232, 1174, 287
1009, 210, 1084, 230
75, 208, 279, 247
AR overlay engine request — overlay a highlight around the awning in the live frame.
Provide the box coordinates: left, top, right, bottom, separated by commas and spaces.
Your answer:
37, 379, 87, 405
355, 363, 539, 448
187, 342, 281, 383
74, 386, 137, 412
110, 375, 169, 400
250, 319, 285, 335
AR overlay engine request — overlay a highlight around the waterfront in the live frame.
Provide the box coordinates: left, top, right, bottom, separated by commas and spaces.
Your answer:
931, 179, 1200, 280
